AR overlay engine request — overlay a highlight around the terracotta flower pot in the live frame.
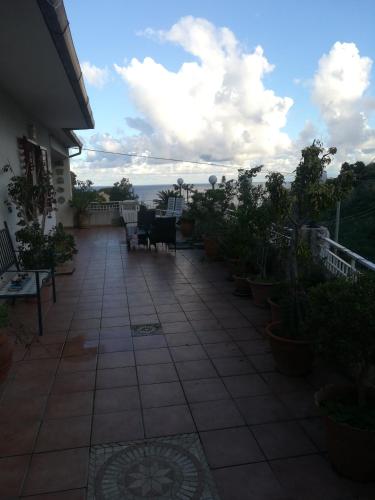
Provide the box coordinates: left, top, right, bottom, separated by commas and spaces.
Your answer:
265, 321, 313, 376
315, 384, 375, 481
233, 275, 252, 297
248, 279, 278, 307
0, 333, 13, 383
268, 298, 282, 323
180, 220, 194, 238
203, 237, 219, 259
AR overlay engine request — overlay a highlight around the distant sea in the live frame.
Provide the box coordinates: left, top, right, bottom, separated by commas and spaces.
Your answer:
133, 184, 211, 204
95, 183, 211, 205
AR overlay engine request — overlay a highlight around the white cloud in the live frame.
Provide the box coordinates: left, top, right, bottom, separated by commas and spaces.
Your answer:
312, 42, 375, 166
81, 61, 109, 89
114, 16, 293, 165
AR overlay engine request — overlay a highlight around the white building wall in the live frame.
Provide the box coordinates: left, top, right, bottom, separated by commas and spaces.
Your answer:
0, 86, 74, 237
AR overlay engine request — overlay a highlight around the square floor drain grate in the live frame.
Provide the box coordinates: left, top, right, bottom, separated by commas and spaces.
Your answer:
88, 434, 220, 499
131, 323, 162, 337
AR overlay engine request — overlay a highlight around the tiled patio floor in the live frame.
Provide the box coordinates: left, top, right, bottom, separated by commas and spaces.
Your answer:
0, 227, 374, 499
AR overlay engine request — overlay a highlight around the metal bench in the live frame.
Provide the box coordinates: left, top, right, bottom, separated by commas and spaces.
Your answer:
0, 222, 56, 336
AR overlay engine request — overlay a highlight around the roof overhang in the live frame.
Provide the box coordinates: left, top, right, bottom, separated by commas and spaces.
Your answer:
0, 0, 94, 131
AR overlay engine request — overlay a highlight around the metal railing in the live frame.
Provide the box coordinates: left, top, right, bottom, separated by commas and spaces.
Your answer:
319, 236, 375, 277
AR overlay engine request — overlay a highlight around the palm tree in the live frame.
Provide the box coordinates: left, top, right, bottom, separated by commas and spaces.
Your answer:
153, 189, 178, 209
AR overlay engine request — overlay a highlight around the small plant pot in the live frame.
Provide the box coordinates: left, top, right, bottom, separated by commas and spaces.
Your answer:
180, 220, 194, 238
315, 384, 375, 481
265, 321, 313, 376
233, 275, 252, 297
0, 333, 13, 383
268, 298, 282, 323
248, 279, 278, 307
203, 237, 219, 259
76, 212, 90, 229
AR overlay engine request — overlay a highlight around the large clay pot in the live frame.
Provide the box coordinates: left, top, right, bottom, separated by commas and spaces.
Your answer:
180, 220, 194, 238
315, 384, 375, 481
265, 321, 313, 376
203, 237, 219, 259
248, 279, 278, 307
268, 298, 282, 323
0, 333, 13, 383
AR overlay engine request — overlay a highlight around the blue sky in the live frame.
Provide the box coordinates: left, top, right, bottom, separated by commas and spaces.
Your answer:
65, 0, 375, 185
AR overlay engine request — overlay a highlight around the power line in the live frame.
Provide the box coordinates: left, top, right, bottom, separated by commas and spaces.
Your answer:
79, 147, 237, 169
76, 147, 294, 176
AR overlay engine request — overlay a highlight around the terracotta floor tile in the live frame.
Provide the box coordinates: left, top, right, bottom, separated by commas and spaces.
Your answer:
62, 339, 98, 358
190, 399, 245, 431
99, 326, 132, 339
182, 378, 230, 403
165, 332, 200, 347
0, 418, 40, 457
134, 348, 172, 365
223, 374, 271, 398
91, 409, 144, 444
23, 448, 89, 496
170, 344, 207, 362
98, 351, 135, 369
161, 321, 193, 334
3, 373, 53, 398
251, 421, 317, 459
175, 359, 217, 380
270, 454, 353, 500
212, 356, 255, 376
70, 318, 101, 330
213, 462, 286, 500
0, 454, 30, 497
132, 335, 167, 350
248, 353, 275, 372
96, 366, 137, 389
235, 394, 290, 425
0, 395, 47, 424
98, 337, 133, 353
45, 391, 93, 419
52, 371, 96, 394
200, 427, 264, 468
140, 381, 186, 408
101, 316, 130, 328
196, 330, 231, 344
143, 404, 196, 437
21, 488, 87, 499
137, 363, 179, 384
58, 354, 97, 373
94, 386, 140, 414
35, 415, 91, 452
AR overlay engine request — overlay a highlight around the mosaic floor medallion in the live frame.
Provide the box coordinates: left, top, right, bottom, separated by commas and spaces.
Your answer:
88, 434, 220, 499
131, 323, 162, 337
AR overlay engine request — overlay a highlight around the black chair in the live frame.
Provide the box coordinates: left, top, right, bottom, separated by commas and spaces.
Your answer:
137, 208, 156, 248
0, 222, 56, 336
149, 217, 176, 251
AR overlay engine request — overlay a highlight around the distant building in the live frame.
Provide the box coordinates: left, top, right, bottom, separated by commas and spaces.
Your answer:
0, 0, 94, 233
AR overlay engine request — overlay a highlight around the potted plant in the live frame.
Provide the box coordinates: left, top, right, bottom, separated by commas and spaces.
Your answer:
264, 143, 352, 374
15, 222, 77, 272
189, 178, 236, 259
308, 275, 375, 481
179, 210, 195, 238
70, 179, 99, 228
247, 172, 290, 306
0, 304, 13, 383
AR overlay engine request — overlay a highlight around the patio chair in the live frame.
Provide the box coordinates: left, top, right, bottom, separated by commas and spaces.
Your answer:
137, 208, 156, 247
149, 217, 176, 251
0, 222, 56, 336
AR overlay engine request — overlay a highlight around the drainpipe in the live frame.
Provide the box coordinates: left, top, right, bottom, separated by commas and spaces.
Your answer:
69, 145, 82, 158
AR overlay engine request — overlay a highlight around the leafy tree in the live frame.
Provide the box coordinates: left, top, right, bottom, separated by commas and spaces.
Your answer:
108, 178, 137, 201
